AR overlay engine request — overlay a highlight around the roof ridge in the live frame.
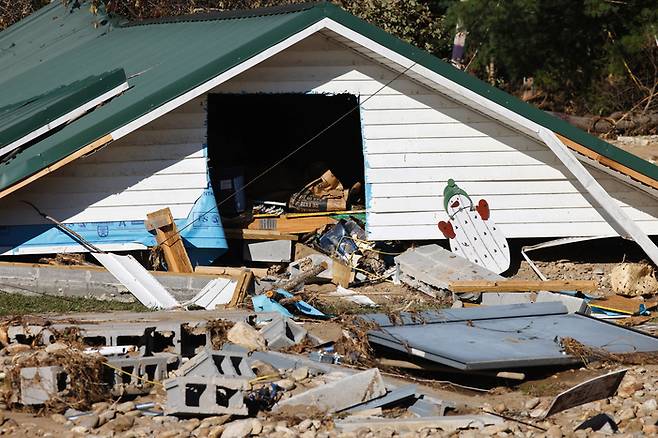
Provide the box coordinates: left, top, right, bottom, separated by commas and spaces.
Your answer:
120, 1, 327, 28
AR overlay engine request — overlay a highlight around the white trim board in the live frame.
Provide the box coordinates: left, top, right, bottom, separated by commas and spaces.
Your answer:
0, 81, 129, 158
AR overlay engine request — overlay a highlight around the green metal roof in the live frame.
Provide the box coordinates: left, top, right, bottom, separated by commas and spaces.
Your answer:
0, 69, 126, 151
1, 1, 656, 193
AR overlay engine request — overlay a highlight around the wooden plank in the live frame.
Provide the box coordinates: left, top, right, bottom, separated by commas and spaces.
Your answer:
366, 151, 558, 168
366, 166, 568, 183
367, 206, 658, 226
364, 136, 540, 154
556, 133, 658, 190
448, 280, 598, 292
224, 229, 298, 241
194, 266, 269, 278
367, 178, 651, 198
146, 207, 193, 274
227, 270, 253, 308
363, 122, 514, 139
589, 294, 658, 315
0, 134, 113, 200
362, 107, 490, 125
54, 156, 206, 177
245, 216, 337, 233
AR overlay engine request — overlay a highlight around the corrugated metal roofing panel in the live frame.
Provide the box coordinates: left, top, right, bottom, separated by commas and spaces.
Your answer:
0, 69, 127, 156
363, 303, 658, 370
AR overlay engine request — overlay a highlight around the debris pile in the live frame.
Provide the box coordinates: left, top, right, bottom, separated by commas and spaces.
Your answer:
3, 180, 658, 437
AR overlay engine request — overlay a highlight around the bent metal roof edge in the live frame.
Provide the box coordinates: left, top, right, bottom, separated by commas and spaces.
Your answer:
0, 1, 656, 195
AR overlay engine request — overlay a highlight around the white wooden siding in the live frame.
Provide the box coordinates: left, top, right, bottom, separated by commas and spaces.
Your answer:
211, 33, 658, 239
0, 97, 209, 226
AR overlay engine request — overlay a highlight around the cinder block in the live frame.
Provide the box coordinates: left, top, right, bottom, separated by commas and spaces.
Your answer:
260, 316, 307, 350
164, 375, 250, 415
105, 353, 178, 395
20, 366, 67, 405
175, 349, 255, 378
273, 368, 386, 413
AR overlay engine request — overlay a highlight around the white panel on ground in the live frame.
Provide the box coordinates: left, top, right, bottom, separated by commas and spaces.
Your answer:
92, 253, 179, 309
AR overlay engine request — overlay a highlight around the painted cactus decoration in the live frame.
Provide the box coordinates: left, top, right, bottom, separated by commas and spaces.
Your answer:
438, 179, 511, 274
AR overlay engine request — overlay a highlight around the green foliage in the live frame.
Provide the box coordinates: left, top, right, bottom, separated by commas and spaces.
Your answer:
445, 0, 658, 113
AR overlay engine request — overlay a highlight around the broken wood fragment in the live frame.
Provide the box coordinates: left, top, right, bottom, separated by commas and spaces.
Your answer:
146, 208, 193, 274
227, 270, 253, 308
224, 229, 298, 241
194, 266, 268, 278
448, 279, 598, 293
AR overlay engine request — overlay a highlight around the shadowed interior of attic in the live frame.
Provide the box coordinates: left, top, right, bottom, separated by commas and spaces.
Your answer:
206, 93, 365, 219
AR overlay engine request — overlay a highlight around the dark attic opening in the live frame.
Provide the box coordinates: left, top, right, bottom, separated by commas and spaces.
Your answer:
206, 93, 365, 218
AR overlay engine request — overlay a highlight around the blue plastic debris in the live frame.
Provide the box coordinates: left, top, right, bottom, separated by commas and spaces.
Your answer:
251, 289, 328, 319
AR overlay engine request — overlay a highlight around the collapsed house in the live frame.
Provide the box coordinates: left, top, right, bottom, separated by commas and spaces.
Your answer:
2, 1, 658, 266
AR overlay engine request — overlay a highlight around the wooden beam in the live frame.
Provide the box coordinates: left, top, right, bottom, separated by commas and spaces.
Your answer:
0, 134, 113, 200
245, 216, 337, 234
448, 279, 598, 293
146, 208, 193, 274
194, 266, 269, 278
555, 133, 658, 190
224, 229, 298, 241
227, 269, 253, 308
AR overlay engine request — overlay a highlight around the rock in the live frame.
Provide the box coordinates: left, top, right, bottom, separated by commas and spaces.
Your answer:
51, 414, 68, 425
92, 402, 111, 413
116, 401, 136, 413
618, 380, 644, 398
275, 378, 296, 391
227, 322, 267, 351
524, 398, 540, 410
124, 409, 143, 417
251, 418, 263, 435
70, 426, 89, 434
643, 398, 657, 410
209, 425, 225, 438
545, 425, 562, 438
153, 416, 179, 424
222, 419, 254, 438
618, 407, 636, 421
643, 425, 658, 434
181, 418, 201, 432
530, 407, 545, 418
300, 431, 316, 438
297, 419, 313, 432
98, 415, 135, 434
200, 415, 231, 429
45, 342, 68, 354
4, 344, 31, 355
493, 402, 506, 413
624, 418, 644, 433
97, 409, 116, 426
74, 414, 99, 430
291, 367, 309, 382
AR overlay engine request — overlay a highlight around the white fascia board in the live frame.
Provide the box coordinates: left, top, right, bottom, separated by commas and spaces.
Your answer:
321, 19, 658, 263
110, 18, 334, 141
0, 81, 129, 158
0, 242, 146, 256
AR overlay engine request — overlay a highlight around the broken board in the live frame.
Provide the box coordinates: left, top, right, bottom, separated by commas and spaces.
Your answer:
544, 369, 627, 417
438, 180, 510, 274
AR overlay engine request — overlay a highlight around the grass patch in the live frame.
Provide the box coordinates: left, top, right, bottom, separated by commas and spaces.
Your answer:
0, 292, 148, 316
